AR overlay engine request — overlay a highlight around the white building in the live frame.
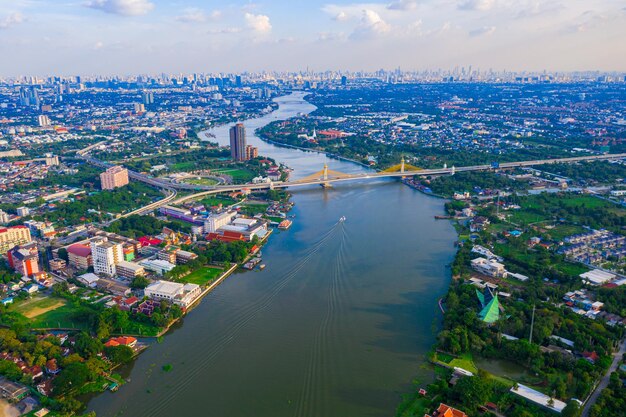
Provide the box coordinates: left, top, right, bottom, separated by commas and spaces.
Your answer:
16, 207, 30, 217
580, 269, 616, 286
144, 280, 201, 308
204, 211, 236, 233
510, 384, 566, 413
139, 259, 176, 275
38, 115, 51, 127
90, 237, 123, 276
77, 273, 100, 288
0, 209, 9, 224
471, 257, 507, 278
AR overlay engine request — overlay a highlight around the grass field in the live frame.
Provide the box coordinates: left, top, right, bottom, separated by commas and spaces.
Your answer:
200, 195, 238, 207
448, 352, 478, 374
10, 296, 67, 319
30, 303, 89, 330
180, 267, 224, 286
184, 177, 219, 186
239, 203, 269, 216
171, 162, 196, 171
213, 168, 255, 182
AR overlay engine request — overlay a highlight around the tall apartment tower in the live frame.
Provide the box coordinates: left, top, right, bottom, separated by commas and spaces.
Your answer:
100, 166, 129, 190
229, 123, 247, 161
90, 237, 123, 276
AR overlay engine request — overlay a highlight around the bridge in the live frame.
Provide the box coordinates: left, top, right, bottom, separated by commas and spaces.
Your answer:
76, 147, 626, 204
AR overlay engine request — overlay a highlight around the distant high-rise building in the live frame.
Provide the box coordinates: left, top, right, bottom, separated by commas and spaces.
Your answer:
37, 115, 51, 127
236, 75, 242, 88
230, 123, 247, 161
133, 103, 145, 113
100, 166, 129, 190
341, 76, 347, 86
19, 86, 40, 108
142, 91, 154, 105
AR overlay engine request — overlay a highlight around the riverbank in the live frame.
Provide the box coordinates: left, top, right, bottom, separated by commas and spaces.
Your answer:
88, 91, 457, 417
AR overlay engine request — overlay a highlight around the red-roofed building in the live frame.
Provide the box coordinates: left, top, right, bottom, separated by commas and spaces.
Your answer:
45, 359, 60, 375
424, 403, 468, 417
37, 379, 53, 396
138, 236, 162, 246
583, 351, 599, 364
318, 129, 349, 139
206, 231, 246, 242
104, 336, 137, 348
67, 243, 92, 270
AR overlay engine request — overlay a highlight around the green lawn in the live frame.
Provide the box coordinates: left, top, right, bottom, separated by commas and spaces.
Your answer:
540, 224, 586, 241
10, 296, 66, 317
200, 195, 238, 207
448, 353, 478, 374
116, 321, 161, 337
213, 168, 255, 182
30, 303, 90, 330
180, 266, 224, 286
184, 177, 219, 186
507, 210, 549, 225
171, 161, 195, 171
238, 203, 269, 216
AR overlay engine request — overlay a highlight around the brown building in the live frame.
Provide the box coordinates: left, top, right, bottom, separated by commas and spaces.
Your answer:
100, 166, 129, 190
245, 145, 258, 160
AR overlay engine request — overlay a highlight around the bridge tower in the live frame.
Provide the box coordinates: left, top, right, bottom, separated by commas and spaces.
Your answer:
400, 156, 405, 174
451, 166, 456, 175
269, 181, 274, 190
321, 163, 331, 188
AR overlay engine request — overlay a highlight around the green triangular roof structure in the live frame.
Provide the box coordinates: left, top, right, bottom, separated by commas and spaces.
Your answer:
476, 289, 485, 307
479, 294, 500, 324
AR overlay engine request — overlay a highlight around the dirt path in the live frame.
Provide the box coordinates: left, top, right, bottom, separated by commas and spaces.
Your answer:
24, 300, 66, 318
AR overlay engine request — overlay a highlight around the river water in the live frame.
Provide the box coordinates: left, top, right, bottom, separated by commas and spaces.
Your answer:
88, 92, 457, 417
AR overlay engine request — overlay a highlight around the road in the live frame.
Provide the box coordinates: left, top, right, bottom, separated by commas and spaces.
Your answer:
78, 150, 626, 193
581, 337, 626, 417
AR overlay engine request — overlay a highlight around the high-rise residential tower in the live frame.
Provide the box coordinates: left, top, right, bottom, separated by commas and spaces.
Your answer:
230, 123, 247, 161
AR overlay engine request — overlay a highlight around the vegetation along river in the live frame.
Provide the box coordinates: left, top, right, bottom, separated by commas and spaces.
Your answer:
88, 92, 457, 417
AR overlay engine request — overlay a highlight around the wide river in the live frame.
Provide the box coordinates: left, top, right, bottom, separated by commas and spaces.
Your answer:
88, 92, 457, 417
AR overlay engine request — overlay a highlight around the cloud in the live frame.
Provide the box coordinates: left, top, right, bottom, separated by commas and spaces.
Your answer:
245, 12, 272, 34
0, 12, 25, 29
469, 25, 496, 36
387, 0, 418, 11
350, 9, 391, 40
334, 11, 349, 21
176, 8, 221, 23
85, 0, 154, 16
458, 0, 496, 11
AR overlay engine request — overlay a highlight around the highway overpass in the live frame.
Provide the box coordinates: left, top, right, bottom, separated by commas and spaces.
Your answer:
78, 149, 626, 195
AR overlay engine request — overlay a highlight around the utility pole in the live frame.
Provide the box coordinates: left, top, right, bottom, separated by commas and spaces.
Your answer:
529, 304, 536, 344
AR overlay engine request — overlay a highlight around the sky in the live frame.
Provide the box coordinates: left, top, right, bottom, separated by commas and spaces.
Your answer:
0, 0, 625, 76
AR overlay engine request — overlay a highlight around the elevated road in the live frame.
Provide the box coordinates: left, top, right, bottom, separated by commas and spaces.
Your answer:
77, 146, 626, 209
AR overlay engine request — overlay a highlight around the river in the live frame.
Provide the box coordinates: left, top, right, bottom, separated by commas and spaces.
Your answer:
88, 92, 457, 417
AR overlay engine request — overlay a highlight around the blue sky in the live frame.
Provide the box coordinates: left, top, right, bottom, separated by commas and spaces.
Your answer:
0, 0, 624, 76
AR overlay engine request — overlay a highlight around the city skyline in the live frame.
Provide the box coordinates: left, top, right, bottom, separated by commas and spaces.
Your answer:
1, 0, 625, 76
